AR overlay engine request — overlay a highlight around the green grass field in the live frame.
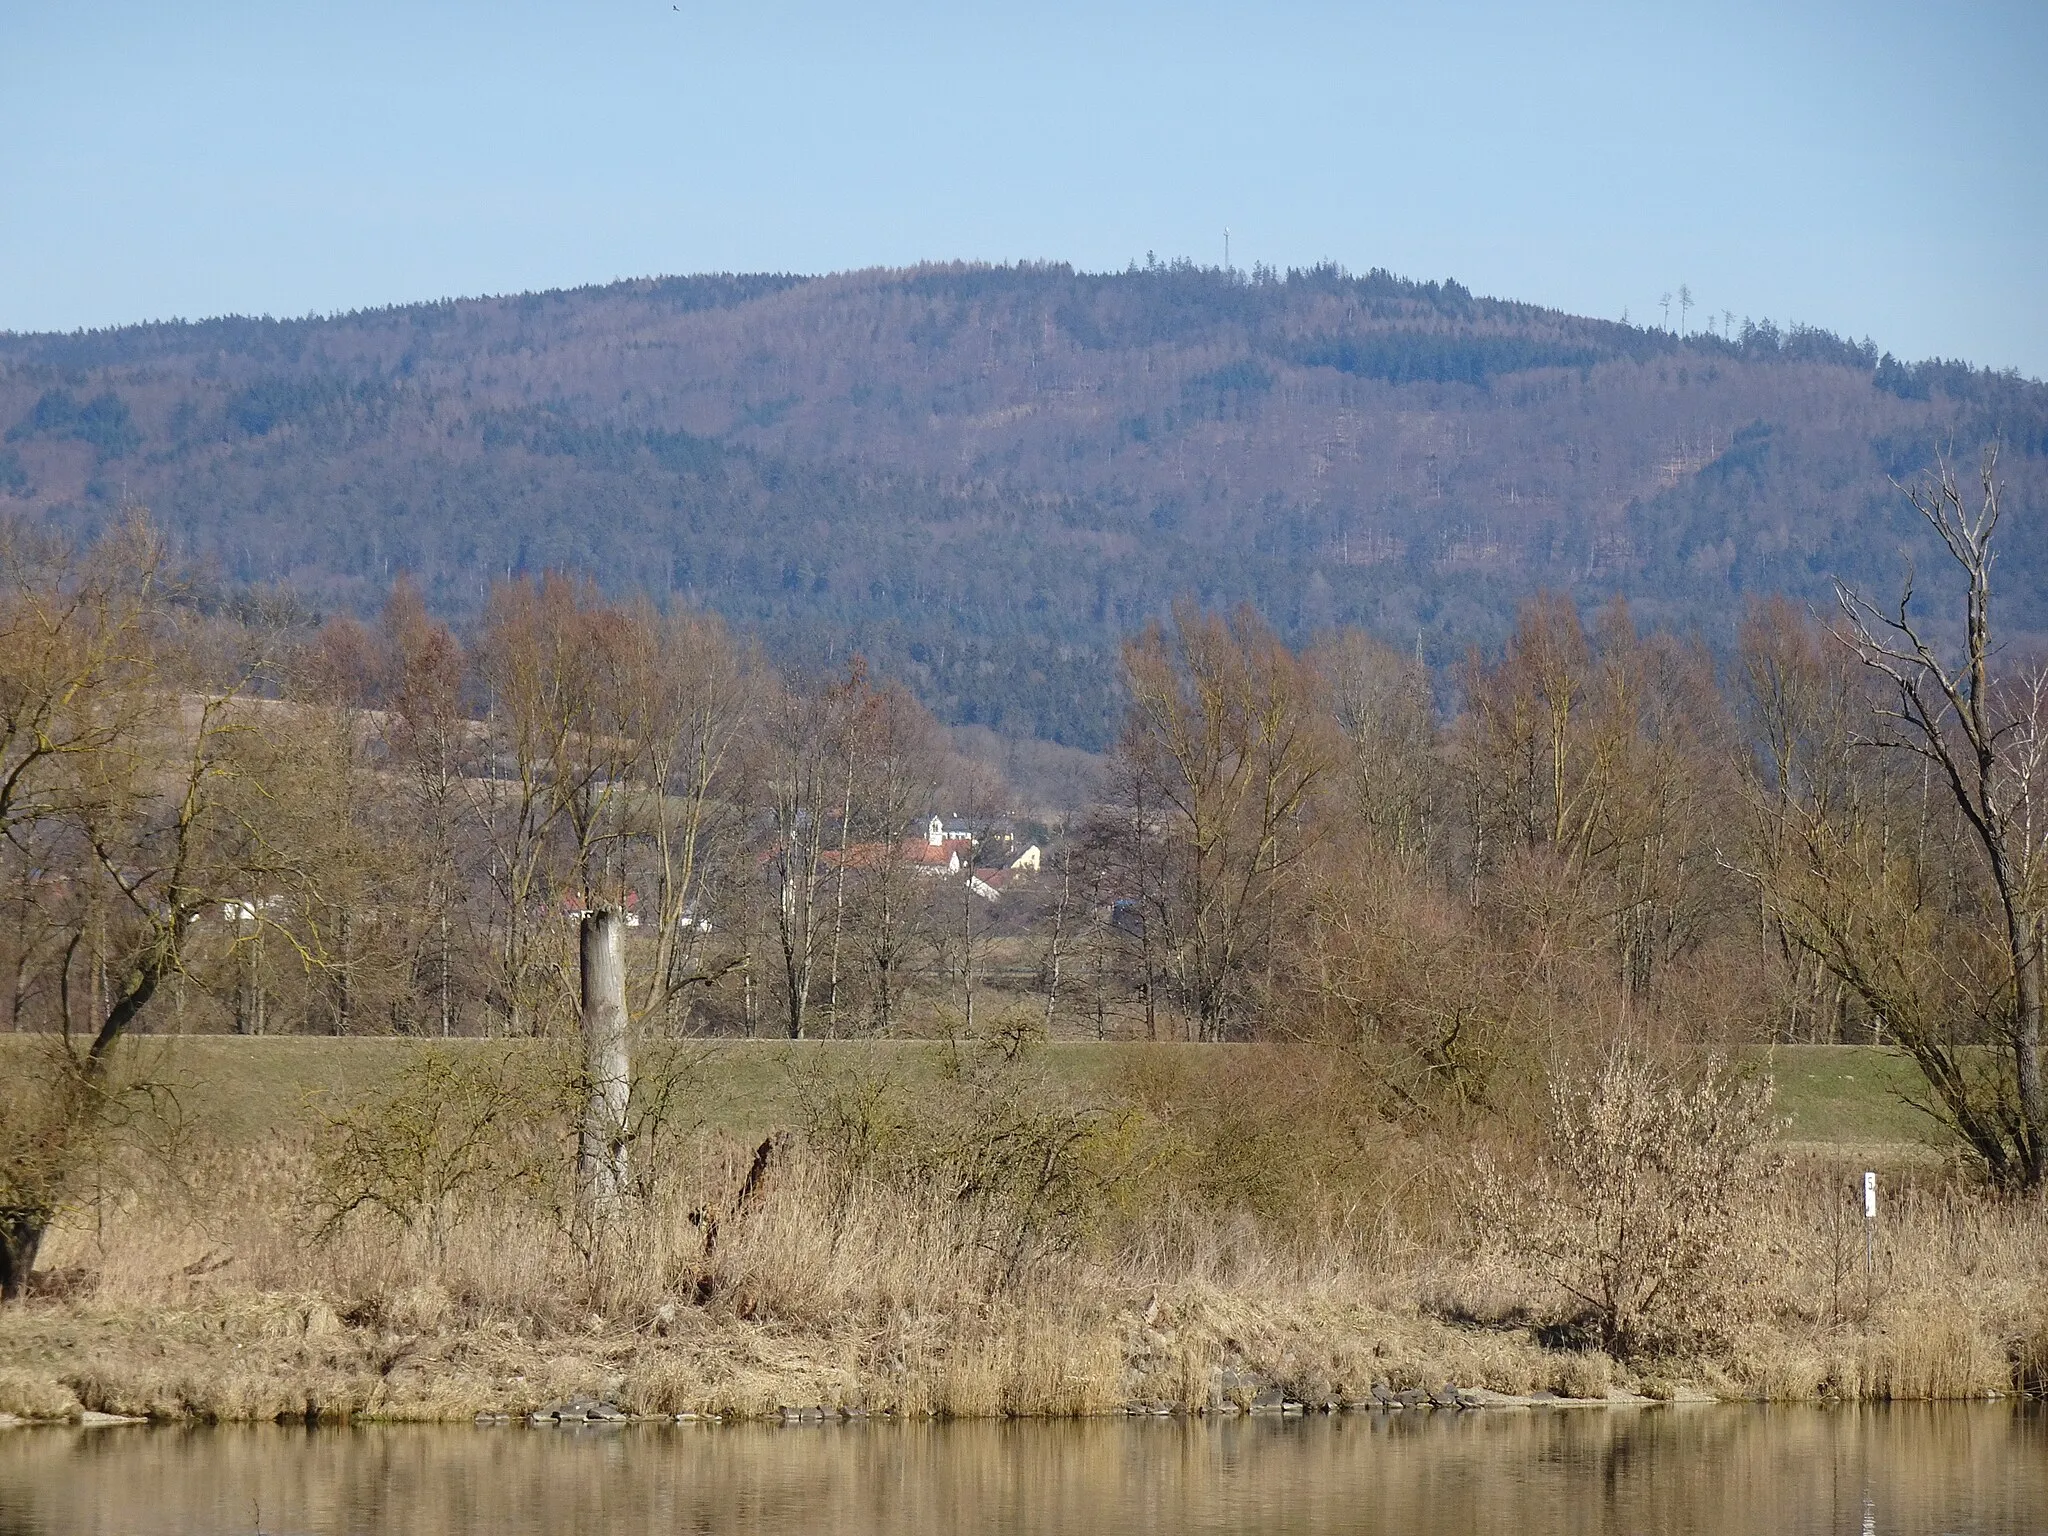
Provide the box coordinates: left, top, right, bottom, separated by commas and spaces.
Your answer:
5, 1034, 1958, 1156
1760, 1044, 1948, 1150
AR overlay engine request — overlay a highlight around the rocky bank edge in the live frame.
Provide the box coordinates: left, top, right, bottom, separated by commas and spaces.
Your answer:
3, 1286, 1992, 1425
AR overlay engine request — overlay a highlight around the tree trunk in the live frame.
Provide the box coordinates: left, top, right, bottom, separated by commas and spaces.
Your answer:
960, 882, 975, 1036
335, 906, 353, 1036
0, 1209, 44, 1302
826, 761, 854, 1028
1043, 849, 1070, 1034
437, 902, 451, 1038
2011, 911, 2044, 1185
577, 908, 631, 1221
776, 849, 816, 1040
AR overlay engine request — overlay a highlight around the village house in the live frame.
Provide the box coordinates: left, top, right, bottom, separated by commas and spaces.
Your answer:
902, 839, 963, 874
816, 816, 1045, 890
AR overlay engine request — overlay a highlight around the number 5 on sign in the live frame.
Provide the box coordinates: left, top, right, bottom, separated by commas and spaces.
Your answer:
1863, 1171, 1876, 1219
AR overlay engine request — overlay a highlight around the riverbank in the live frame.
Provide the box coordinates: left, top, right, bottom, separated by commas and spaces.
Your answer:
6, 1175, 2041, 1425
0, 1273, 2026, 1426
3, 1037, 2041, 1422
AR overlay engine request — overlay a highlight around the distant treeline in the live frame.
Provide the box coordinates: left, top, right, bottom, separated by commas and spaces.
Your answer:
3, 495, 2043, 1194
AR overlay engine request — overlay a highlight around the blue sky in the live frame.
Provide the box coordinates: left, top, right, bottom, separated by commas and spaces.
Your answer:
2, 1, 2043, 375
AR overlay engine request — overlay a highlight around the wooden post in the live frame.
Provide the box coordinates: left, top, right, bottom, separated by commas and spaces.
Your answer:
578, 908, 630, 1221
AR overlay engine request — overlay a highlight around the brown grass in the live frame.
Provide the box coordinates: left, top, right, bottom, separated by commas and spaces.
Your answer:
2, 1041, 2043, 1423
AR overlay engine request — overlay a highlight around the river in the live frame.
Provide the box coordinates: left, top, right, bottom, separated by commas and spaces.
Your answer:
2, 1404, 2042, 1534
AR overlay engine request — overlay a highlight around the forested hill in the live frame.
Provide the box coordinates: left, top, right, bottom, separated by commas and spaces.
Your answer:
3, 261, 2043, 748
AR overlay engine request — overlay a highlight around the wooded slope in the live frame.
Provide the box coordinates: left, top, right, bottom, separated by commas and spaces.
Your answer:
3, 262, 2041, 747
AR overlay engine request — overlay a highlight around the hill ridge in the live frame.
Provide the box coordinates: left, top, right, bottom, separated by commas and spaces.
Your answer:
1, 261, 2041, 747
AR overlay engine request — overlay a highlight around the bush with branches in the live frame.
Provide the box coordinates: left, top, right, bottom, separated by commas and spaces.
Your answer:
1478, 1047, 1780, 1358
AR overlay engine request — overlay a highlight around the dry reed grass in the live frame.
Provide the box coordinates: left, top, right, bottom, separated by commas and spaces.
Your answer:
3, 1042, 2044, 1423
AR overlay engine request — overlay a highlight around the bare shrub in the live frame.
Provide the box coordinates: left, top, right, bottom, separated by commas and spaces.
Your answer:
927, 1045, 1139, 1291
310, 1048, 558, 1255
1110, 1043, 1423, 1269
786, 1055, 912, 1228
780, 1037, 1138, 1297
1477, 1046, 1781, 1357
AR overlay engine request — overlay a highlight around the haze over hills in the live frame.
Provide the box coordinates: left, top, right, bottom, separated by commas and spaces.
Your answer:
1, 261, 2042, 750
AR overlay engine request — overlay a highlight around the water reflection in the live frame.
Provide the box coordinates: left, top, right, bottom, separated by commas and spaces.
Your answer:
1, 1405, 2041, 1535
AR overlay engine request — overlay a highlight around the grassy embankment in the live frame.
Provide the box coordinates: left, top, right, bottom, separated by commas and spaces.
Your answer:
9, 1035, 1947, 1145
3, 1036, 2042, 1425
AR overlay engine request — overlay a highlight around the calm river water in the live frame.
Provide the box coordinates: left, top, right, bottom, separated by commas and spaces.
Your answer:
2, 1405, 2044, 1535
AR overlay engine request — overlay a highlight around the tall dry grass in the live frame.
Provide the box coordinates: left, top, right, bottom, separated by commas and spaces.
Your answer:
6, 1039, 2045, 1423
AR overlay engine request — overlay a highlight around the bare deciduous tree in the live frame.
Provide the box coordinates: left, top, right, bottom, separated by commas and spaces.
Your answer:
1315, 629, 1439, 865
379, 582, 473, 1036
0, 518, 309, 1297
840, 683, 944, 1035
754, 663, 871, 1039
1829, 454, 2046, 1187
618, 606, 751, 1030
1113, 603, 1336, 1040
468, 576, 633, 1035
1461, 595, 1734, 996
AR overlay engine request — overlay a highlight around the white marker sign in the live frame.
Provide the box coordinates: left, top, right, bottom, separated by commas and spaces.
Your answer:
1863, 1171, 1877, 1220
